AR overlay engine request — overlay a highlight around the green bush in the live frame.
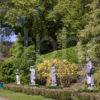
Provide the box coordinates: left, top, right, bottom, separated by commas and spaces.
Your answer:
1, 43, 36, 84
77, 41, 100, 64
61, 75, 78, 87
87, 43, 100, 63
94, 68, 100, 90
1, 58, 15, 83
0, 62, 3, 80
20, 45, 36, 84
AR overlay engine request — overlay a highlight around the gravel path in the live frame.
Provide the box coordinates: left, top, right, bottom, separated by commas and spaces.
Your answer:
0, 97, 8, 100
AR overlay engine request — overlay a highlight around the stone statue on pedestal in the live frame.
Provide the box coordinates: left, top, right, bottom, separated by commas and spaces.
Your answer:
30, 66, 36, 86
16, 69, 20, 85
51, 64, 57, 86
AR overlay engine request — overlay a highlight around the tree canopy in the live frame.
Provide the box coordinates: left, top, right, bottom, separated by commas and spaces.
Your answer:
0, 0, 100, 57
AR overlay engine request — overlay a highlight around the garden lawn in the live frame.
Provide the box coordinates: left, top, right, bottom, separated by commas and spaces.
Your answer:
0, 89, 53, 100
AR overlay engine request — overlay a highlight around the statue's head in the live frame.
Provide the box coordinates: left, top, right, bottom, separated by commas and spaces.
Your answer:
86, 57, 91, 62
52, 63, 55, 67
30, 66, 34, 68
16, 69, 19, 72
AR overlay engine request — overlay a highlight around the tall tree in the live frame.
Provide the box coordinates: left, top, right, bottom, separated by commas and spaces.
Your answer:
79, 0, 100, 62
48, 0, 84, 48
0, 0, 41, 46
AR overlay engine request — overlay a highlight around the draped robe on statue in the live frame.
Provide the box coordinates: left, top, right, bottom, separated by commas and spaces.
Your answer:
30, 66, 36, 85
51, 64, 57, 86
86, 61, 94, 86
16, 69, 20, 85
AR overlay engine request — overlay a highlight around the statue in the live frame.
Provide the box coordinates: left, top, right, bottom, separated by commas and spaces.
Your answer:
16, 69, 20, 85
86, 57, 94, 90
51, 64, 57, 86
30, 66, 36, 86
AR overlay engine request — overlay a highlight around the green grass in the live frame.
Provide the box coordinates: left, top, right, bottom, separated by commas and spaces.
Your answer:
0, 89, 53, 100
38, 47, 78, 63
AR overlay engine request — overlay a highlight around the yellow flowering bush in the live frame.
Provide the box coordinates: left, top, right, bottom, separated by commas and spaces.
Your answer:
37, 59, 78, 86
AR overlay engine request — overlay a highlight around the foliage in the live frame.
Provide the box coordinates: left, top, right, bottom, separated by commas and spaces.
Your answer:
10, 41, 24, 57
78, 0, 100, 62
0, 41, 36, 84
48, 0, 83, 48
0, 58, 15, 83
10, 41, 24, 69
21, 45, 36, 67
0, 43, 11, 58
0, 62, 3, 80
0, 0, 85, 51
0, 0, 99, 88
0, 0, 99, 53
94, 68, 100, 90
0, 0, 41, 47
20, 45, 36, 84
4, 0, 37, 27
37, 47, 78, 64
37, 59, 78, 86
79, 0, 100, 39
77, 42, 86, 63
86, 40, 100, 63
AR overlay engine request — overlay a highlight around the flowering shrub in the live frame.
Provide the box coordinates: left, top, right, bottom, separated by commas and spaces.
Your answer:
37, 59, 78, 86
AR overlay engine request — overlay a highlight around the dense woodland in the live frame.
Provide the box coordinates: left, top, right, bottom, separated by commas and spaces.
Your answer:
0, 0, 100, 84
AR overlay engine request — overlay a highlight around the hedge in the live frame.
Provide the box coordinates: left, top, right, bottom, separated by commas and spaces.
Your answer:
4, 84, 99, 100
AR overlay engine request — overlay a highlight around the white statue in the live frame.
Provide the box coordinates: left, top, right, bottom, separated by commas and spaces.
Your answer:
51, 64, 57, 86
86, 57, 94, 90
16, 69, 20, 85
30, 66, 36, 86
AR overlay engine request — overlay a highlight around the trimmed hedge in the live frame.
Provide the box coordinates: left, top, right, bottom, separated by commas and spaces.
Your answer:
4, 84, 99, 100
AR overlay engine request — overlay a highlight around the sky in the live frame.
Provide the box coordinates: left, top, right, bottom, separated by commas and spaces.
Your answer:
9, 31, 17, 42
0, 31, 17, 42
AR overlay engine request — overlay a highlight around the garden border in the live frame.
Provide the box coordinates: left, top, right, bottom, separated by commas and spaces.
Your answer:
4, 84, 100, 100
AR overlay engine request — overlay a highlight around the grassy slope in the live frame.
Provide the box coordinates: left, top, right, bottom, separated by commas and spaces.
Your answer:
0, 89, 53, 100
38, 47, 78, 63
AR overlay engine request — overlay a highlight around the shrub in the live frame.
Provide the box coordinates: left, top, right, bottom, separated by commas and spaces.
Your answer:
20, 45, 36, 84
94, 68, 100, 90
1, 43, 36, 84
37, 59, 78, 86
86, 42, 100, 63
0, 62, 3, 80
1, 58, 15, 83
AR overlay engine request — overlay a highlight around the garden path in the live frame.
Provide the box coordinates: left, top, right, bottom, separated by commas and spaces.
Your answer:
0, 97, 8, 100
